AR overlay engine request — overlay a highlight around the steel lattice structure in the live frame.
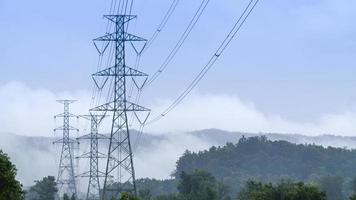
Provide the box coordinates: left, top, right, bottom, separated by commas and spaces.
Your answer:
77, 114, 108, 200
54, 100, 79, 198
90, 14, 150, 199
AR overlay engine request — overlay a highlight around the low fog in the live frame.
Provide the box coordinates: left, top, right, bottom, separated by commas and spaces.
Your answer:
0, 131, 215, 187
2, 130, 356, 190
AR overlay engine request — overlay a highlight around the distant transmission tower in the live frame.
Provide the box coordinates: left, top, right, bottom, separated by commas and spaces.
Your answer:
91, 15, 150, 198
77, 114, 107, 200
54, 100, 79, 198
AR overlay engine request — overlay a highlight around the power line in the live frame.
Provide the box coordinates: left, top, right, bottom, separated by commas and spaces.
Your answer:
145, 0, 211, 87
127, 0, 180, 101
127, 0, 181, 149
143, 0, 181, 52
146, 0, 260, 125
128, 0, 196, 108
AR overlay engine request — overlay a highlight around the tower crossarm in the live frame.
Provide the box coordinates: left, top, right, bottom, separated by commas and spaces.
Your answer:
56, 100, 77, 104
104, 15, 137, 23
76, 152, 107, 159
77, 133, 108, 140
54, 126, 79, 131
77, 171, 107, 178
93, 32, 146, 42
90, 101, 150, 112
53, 138, 79, 144
92, 65, 148, 77
55, 113, 78, 118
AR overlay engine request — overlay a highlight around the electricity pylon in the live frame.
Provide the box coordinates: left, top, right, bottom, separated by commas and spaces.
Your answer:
90, 15, 150, 199
77, 114, 108, 200
54, 100, 79, 198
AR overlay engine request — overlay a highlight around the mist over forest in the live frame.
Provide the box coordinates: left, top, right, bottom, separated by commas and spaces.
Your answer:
2, 129, 356, 187
3, 130, 356, 199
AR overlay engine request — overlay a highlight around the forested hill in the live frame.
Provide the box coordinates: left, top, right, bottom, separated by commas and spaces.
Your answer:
175, 136, 356, 195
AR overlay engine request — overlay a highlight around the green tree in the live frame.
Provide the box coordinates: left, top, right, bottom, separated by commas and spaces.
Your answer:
238, 181, 276, 200
153, 194, 181, 200
351, 177, 356, 196
120, 192, 140, 200
139, 189, 152, 200
217, 182, 231, 200
0, 150, 24, 200
177, 170, 219, 200
152, 170, 230, 200
280, 182, 327, 200
318, 176, 344, 200
238, 180, 327, 200
28, 176, 58, 200
63, 193, 70, 200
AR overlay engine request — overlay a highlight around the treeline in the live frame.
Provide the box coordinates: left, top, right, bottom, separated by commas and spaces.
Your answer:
115, 169, 332, 200
135, 136, 356, 199
134, 170, 356, 200
173, 136, 356, 196
136, 170, 329, 200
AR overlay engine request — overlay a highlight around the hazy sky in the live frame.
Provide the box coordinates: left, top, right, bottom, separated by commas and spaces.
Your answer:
1, 0, 356, 135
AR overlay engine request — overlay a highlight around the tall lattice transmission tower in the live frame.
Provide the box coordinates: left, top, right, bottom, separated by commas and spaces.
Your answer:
77, 114, 107, 200
90, 14, 150, 199
54, 100, 79, 198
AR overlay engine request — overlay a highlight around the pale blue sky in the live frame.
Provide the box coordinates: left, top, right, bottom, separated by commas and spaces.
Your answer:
1, 0, 356, 125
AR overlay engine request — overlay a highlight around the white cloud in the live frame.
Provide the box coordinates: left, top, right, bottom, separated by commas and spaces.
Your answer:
0, 82, 356, 136
146, 93, 356, 136
0, 82, 91, 136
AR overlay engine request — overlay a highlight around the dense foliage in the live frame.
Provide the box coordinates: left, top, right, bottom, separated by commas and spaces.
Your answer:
139, 171, 330, 200
0, 150, 24, 200
137, 178, 177, 197
318, 176, 344, 200
178, 170, 230, 200
151, 170, 231, 200
121, 192, 140, 200
237, 180, 327, 200
26, 176, 58, 200
175, 136, 356, 196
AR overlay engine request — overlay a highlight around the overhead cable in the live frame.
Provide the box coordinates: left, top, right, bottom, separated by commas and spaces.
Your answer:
146, 0, 260, 125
